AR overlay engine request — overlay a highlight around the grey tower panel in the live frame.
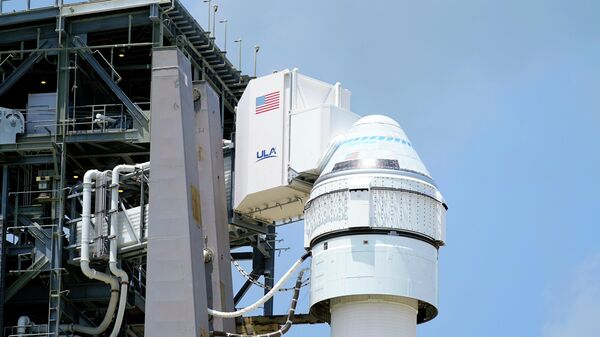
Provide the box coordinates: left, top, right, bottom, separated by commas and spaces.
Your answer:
145, 48, 209, 337
193, 81, 235, 332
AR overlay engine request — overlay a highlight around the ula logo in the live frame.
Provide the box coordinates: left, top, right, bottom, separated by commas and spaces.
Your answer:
256, 147, 277, 162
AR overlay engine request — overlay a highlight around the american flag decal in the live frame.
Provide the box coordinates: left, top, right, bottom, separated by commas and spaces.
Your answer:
255, 91, 280, 114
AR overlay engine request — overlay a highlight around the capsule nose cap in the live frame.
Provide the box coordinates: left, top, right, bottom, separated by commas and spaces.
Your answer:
353, 114, 400, 128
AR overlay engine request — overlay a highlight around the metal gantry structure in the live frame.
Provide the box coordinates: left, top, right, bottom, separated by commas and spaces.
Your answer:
0, 0, 299, 336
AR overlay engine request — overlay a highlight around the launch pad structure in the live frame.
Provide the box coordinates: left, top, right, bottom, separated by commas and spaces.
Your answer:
0, 1, 448, 337
0, 0, 307, 335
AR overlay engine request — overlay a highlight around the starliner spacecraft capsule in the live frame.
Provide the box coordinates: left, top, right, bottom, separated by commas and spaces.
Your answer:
304, 115, 447, 337
233, 70, 446, 337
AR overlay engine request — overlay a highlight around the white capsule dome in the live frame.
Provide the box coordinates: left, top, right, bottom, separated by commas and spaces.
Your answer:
319, 114, 431, 179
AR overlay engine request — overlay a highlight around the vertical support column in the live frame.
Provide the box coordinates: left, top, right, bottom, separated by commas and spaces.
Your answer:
263, 225, 275, 316
192, 81, 235, 332
49, 17, 69, 332
139, 172, 146, 241
56, 39, 70, 136
0, 165, 8, 334
145, 48, 210, 337
151, 7, 163, 48
220, 88, 225, 132
47, 144, 67, 336
193, 67, 201, 82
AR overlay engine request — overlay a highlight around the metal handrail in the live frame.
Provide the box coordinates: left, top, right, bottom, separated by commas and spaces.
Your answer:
0, 0, 86, 15
0, 0, 53, 15
4, 323, 49, 337
92, 50, 122, 83
16, 103, 148, 135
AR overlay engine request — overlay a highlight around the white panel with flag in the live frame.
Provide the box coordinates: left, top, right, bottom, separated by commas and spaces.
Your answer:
233, 69, 359, 224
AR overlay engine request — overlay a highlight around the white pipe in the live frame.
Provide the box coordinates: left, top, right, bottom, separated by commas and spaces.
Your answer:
60, 170, 120, 335
291, 67, 298, 110
108, 162, 149, 337
64, 284, 119, 335
208, 253, 309, 318
17, 316, 30, 337
81, 169, 100, 268
334, 81, 341, 107
108, 284, 128, 337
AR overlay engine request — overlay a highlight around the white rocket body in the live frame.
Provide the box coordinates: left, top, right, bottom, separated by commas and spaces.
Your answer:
304, 115, 446, 336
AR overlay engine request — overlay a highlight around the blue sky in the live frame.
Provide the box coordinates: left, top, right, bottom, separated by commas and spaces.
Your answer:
180, 1, 600, 336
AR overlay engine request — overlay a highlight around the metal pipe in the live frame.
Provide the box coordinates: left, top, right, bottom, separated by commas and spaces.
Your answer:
163, 0, 176, 14
219, 19, 228, 52
204, 0, 212, 35
61, 169, 120, 336
334, 82, 341, 107
128, 14, 132, 45
0, 54, 13, 67
19, 315, 102, 336
210, 269, 306, 337
253, 45, 260, 77
108, 281, 128, 337
212, 5, 218, 38
108, 162, 149, 337
207, 252, 310, 318
17, 315, 30, 337
234, 38, 242, 71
